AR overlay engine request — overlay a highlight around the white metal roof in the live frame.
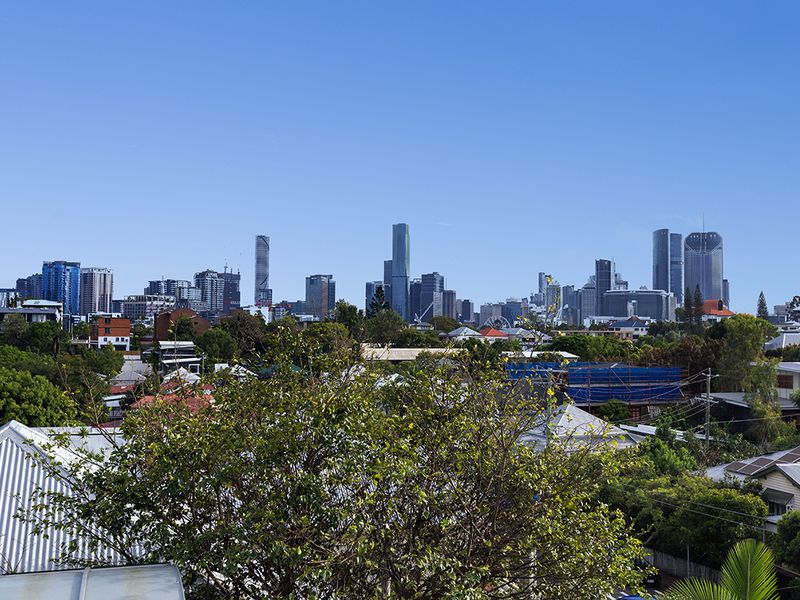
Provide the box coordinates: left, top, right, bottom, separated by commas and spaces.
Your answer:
0, 421, 127, 574
0, 564, 184, 600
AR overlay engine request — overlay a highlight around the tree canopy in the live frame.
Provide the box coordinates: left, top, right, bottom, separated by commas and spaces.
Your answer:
0, 365, 76, 426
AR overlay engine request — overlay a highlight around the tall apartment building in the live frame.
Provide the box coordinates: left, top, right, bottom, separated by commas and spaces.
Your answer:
442, 290, 457, 321
194, 270, 225, 315
122, 295, 175, 322
16, 274, 42, 299
305, 274, 336, 321
382, 260, 393, 308
458, 299, 474, 323
419, 272, 445, 322
222, 270, 241, 314
652, 229, 683, 305
594, 259, 614, 316
684, 232, 724, 302
391, 223, 410, 320
79, 267, 113, 316
42, 260, 81, 317
255, 235, 272, 306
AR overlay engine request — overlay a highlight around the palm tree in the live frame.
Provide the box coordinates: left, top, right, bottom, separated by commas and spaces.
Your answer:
664, 539, 778, 600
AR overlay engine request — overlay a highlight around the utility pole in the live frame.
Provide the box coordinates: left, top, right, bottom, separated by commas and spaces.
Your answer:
705, 368, 711, 449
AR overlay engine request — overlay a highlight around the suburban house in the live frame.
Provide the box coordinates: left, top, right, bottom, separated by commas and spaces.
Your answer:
608, 317, 650, 340
706, 445, 800, 530
523, 403, 638, 452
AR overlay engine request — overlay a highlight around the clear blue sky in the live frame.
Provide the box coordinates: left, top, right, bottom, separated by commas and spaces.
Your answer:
1, 2, 798, 312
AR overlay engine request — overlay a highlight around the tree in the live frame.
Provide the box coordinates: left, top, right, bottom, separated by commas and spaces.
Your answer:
596, 399, 629, 424
28, 321, 70, 356
196, 328, 238, 365
717, 315, 777, 392
664, 539, 778, 600
365, 309, 407, 345
0, 314, 30, 348
26, 354, 650, 599
774, 510, 800, 571
0, 365, 76, 426
428, 315, 459, 332
333, 300, 365, 339
73, 322, 91, 339
367, 286, 390, 317
757, 291, 769, 320
81, 345, 125, 378
683, 287, 694, 326
693, 285, 704, 323
168, 316, 197, 341
220, 311, 267, 355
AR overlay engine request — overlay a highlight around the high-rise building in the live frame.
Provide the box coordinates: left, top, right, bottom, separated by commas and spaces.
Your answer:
409, 278, 422, 321
723, 279, 730, 308
79, 267, 113, 316
255, 235, 272, 307
391, 223, 410, 320
194, 270, 225, 315
16, 273, 42, 299
42, 261, 81, 317
222, 270, 241, 315
419, 272, 445, 322
305, 274, 335, 321
459, 299, 474, 323
603, 289, 675, 321
382, 259, 393, 308
594, 259, 614, 315
652, 229, 684, 305
580, 281, 597, 322
684, 232, 724, 302
442, 290, 457, 320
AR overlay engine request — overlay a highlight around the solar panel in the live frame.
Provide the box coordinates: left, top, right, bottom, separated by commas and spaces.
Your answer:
752, 458, 773, 467
783, 451, 800, 462
726, 461, 746, 472
739, 464, 762, 476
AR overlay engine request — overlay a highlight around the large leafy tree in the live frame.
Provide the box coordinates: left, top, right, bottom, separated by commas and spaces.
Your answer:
26, 353, 648, 599
664, 538, 778, 600
717, 315, 777, 392
196, 327, 238, 365
220, 311, 267, 356
0, 365, 76, 426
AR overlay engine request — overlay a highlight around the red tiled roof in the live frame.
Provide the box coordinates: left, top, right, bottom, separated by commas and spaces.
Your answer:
110, 385, 134, 394
702, 299, 735, 317
479, 327, 509, 337
130, 394, 212, 412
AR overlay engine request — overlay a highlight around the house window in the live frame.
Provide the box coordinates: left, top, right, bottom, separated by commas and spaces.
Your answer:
105, 327, 111, 334
768, 500, 789, 516
778, 374, 794, 389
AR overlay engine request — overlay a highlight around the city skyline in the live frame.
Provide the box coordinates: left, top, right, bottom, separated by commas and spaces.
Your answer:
2, 3, 798, 312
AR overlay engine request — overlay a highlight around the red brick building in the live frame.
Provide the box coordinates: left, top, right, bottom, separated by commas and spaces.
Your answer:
91, 316, 131, 351
154, 308, 211, 341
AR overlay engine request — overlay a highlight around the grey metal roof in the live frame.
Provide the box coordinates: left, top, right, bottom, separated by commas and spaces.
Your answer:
0, 564, 184, 600
0, 421, 127, 574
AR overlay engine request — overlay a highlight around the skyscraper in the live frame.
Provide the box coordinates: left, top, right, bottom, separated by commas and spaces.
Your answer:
365, 281, 385, 313
255, 235, 272, 306
391, 223, 410, 320
42, 261, 81, 317
684, 232, 724, 302
194, 270, 225, 314
419, 272, 445, 322
305, 274, 335, 321
594, 259, 614, 315
222, 270, 241, 315
652, 229, 683, 304
382, 259, 393, 308
79, 267, 113, 316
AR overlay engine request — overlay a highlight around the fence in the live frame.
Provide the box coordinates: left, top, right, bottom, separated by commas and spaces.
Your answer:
647, 548, 721, 582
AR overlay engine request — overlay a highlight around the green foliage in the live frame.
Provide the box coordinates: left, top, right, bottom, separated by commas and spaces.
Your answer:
0, 344, 59, 380
80, 345, 125, 378
605, 470, 767, 570
0, 365, 76, 426
757, 292, 770, 320
196, 328, 238, 365
168, 316, 197, 341
130, 323, 151, 351
775, 511, 800, 571
28, 358, 649, 599
364, 309, 407, 344
428, 315, 459, 332
717, 315, 777, 392
641, 436, 697, 475
549, 334, 637, 361
27, 321, 70, 355
220, 311, 267, 355
366, 286, 390, 317
0, 314, 30, 347
664, 539, 778, 600
596, 399, 630, 424
73, 322, 91, 339
332, 300, 364, 339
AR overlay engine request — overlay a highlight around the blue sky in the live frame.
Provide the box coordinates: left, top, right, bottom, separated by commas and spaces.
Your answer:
1, 2, 798, 312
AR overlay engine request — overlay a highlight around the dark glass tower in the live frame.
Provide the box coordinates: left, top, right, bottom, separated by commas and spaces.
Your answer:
684, 232, 723, 302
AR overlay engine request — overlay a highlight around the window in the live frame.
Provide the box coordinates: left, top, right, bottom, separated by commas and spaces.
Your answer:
768, 500, 789, 516
104, 318, 111, 324
778, 374, 794, 389
104, 327, 110, 334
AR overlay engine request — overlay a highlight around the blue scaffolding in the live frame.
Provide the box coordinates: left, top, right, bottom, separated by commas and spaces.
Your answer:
505, 362, 684, 405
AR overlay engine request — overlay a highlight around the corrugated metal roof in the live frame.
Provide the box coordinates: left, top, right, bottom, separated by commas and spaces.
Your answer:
0, 564, 184, 600
0, 421, 128, 574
